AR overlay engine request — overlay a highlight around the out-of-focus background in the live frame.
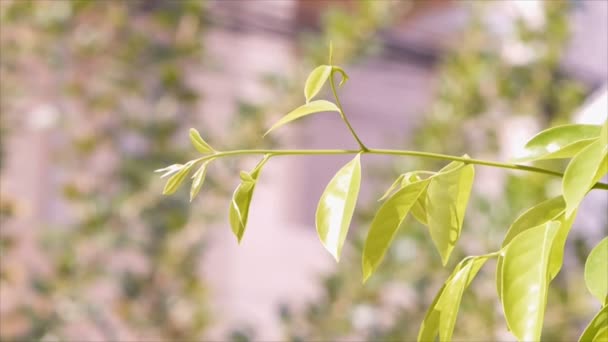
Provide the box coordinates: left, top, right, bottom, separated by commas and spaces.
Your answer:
0, 0, 606, 341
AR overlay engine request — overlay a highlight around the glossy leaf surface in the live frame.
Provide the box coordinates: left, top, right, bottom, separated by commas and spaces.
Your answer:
584, 237, 608, 305
516, 124, 601, 161
563, 132, 608, 216
425, 162, 475, 265
229, 156, 270, 243
362, 178, 430, 282
162, 162, 193, 195
316, 154, 362, 261
265, 100, 339, 136
189, 128, 214, 154
500, 221, 560, 341
496, 196, 574, 300
304, 65, 332, 103
418, 256, 489, 342
190, 162, 209, 202
579, 305, 608, 342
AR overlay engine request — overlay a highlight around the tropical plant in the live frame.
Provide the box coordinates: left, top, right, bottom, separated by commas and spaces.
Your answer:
157, 42, 607, 341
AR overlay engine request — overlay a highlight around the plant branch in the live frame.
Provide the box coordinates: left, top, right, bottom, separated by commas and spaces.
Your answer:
192, 148, 608, 190
329, 70, 369, 151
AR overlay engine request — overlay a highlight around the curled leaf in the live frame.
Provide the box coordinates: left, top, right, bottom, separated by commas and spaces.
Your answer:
229, 156, 270, 243
563, 128, 608, 217
155, 164, 184, 179
264, 100, 339, 136
189, 128, 215, 154
332, 66, 349, 87
163, 162, 194, 195
316, 154, 362, 261
190, 162, 209, 202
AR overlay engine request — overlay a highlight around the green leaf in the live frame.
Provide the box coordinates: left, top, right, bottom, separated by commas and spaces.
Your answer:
584, 237, 608, 305
229, 156, 270, 243
189, 128, 215, 154
304, 65, 332, 103
496, 197, 575, 301
162, 162, 194, 195
400, 172, 433, 226
316, 154, 362, 261
264, 100, 339, 136
190, 162, 209, 202
515, 124, 601, 162
563, 134, 608, 217
332, 66, 349, 87
425, 162, 475, 265
418, 255, 489, 342
362, 178, 430, 282
579, 305, 608, 342
500, 221, 560, 341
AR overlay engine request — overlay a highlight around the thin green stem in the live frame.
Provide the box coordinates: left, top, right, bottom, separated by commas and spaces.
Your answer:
329, 70, 369, 151
192, 148, 608, 190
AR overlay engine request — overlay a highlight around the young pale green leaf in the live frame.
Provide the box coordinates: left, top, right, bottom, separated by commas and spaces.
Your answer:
578, 305, 608, 342
418, 255, 489, 342
515, 124, 601, 162
584, 237, 608, 305
155, 163, 184, 178
316, 154, 362, 261
229, 156, 270, 243
264, 100, 339, 136
400, 172, 433, 226
332, 66, 349, 87
496, 197, 574, 301
362, 178, 430, 282
189, 128, 215, 154
500, 221, 560, 341
162, 162, 194, 195
304, 65, 332, 103
425, 162, 475, 265
563, 135, 608, 217
190, 162, 209, 202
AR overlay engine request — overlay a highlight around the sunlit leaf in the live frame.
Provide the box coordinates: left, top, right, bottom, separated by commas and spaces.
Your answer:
496, 196, 575, 300
155, 163, 184, 178
500, 221, 560, 341
563, 126, 608, 216
190, 162, 209, 202
304, 65, 332, 103
264, 100, 339, 136
584, 237, 608, 305
162, 162, 194, 195
362, 178, 430, 282
579, 305, 608, 342
229, 156, 270, 243
316, 154, 361, 261
425, 162, 475, 265
189, 128, 215, 154
418, 255, 489, 342
515, 124, 601, 162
